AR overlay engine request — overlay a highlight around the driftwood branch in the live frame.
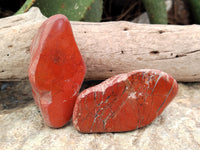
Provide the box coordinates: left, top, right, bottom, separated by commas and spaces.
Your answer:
0, 7, 200, 82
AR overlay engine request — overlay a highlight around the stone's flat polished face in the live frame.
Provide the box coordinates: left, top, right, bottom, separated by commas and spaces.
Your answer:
73, 69, 178, 133
28, 14, 86, 128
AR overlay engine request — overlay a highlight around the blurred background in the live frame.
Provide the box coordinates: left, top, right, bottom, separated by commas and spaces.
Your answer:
0, 0, 198, 24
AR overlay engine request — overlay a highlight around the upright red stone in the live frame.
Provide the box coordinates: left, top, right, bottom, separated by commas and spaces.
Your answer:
28, 15, 86, 128
73, 69, 178, 133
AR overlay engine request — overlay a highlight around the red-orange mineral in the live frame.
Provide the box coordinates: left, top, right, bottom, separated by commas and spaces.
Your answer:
73, 69, 178, 133
28, 15, 86, 128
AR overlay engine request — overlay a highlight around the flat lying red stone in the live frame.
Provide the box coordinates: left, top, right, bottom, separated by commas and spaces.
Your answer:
73, 69, 178, 133
28, 14, 86, 128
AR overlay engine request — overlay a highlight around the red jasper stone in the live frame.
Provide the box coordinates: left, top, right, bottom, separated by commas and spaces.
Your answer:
73, 69, 178, 133
28, 15, 86, 128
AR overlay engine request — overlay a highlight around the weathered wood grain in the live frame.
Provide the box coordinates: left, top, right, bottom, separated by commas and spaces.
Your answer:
0, 7, 200, 81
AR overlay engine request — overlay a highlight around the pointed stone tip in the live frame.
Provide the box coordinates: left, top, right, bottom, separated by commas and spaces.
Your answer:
48, 14, 69, 23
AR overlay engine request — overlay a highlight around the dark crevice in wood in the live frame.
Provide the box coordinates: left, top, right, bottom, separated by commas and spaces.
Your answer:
150, 50, 160, 55
123, 27, 129, 31
184, 49, 200, 54
158, 30, 165, 34
175, 54, 187, 58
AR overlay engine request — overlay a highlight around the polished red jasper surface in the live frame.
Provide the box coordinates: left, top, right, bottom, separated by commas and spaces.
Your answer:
28, 14, 86, 128
73, 69, 178, 133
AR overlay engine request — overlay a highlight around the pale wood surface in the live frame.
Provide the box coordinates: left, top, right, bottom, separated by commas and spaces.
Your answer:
0, 7, 200, 81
